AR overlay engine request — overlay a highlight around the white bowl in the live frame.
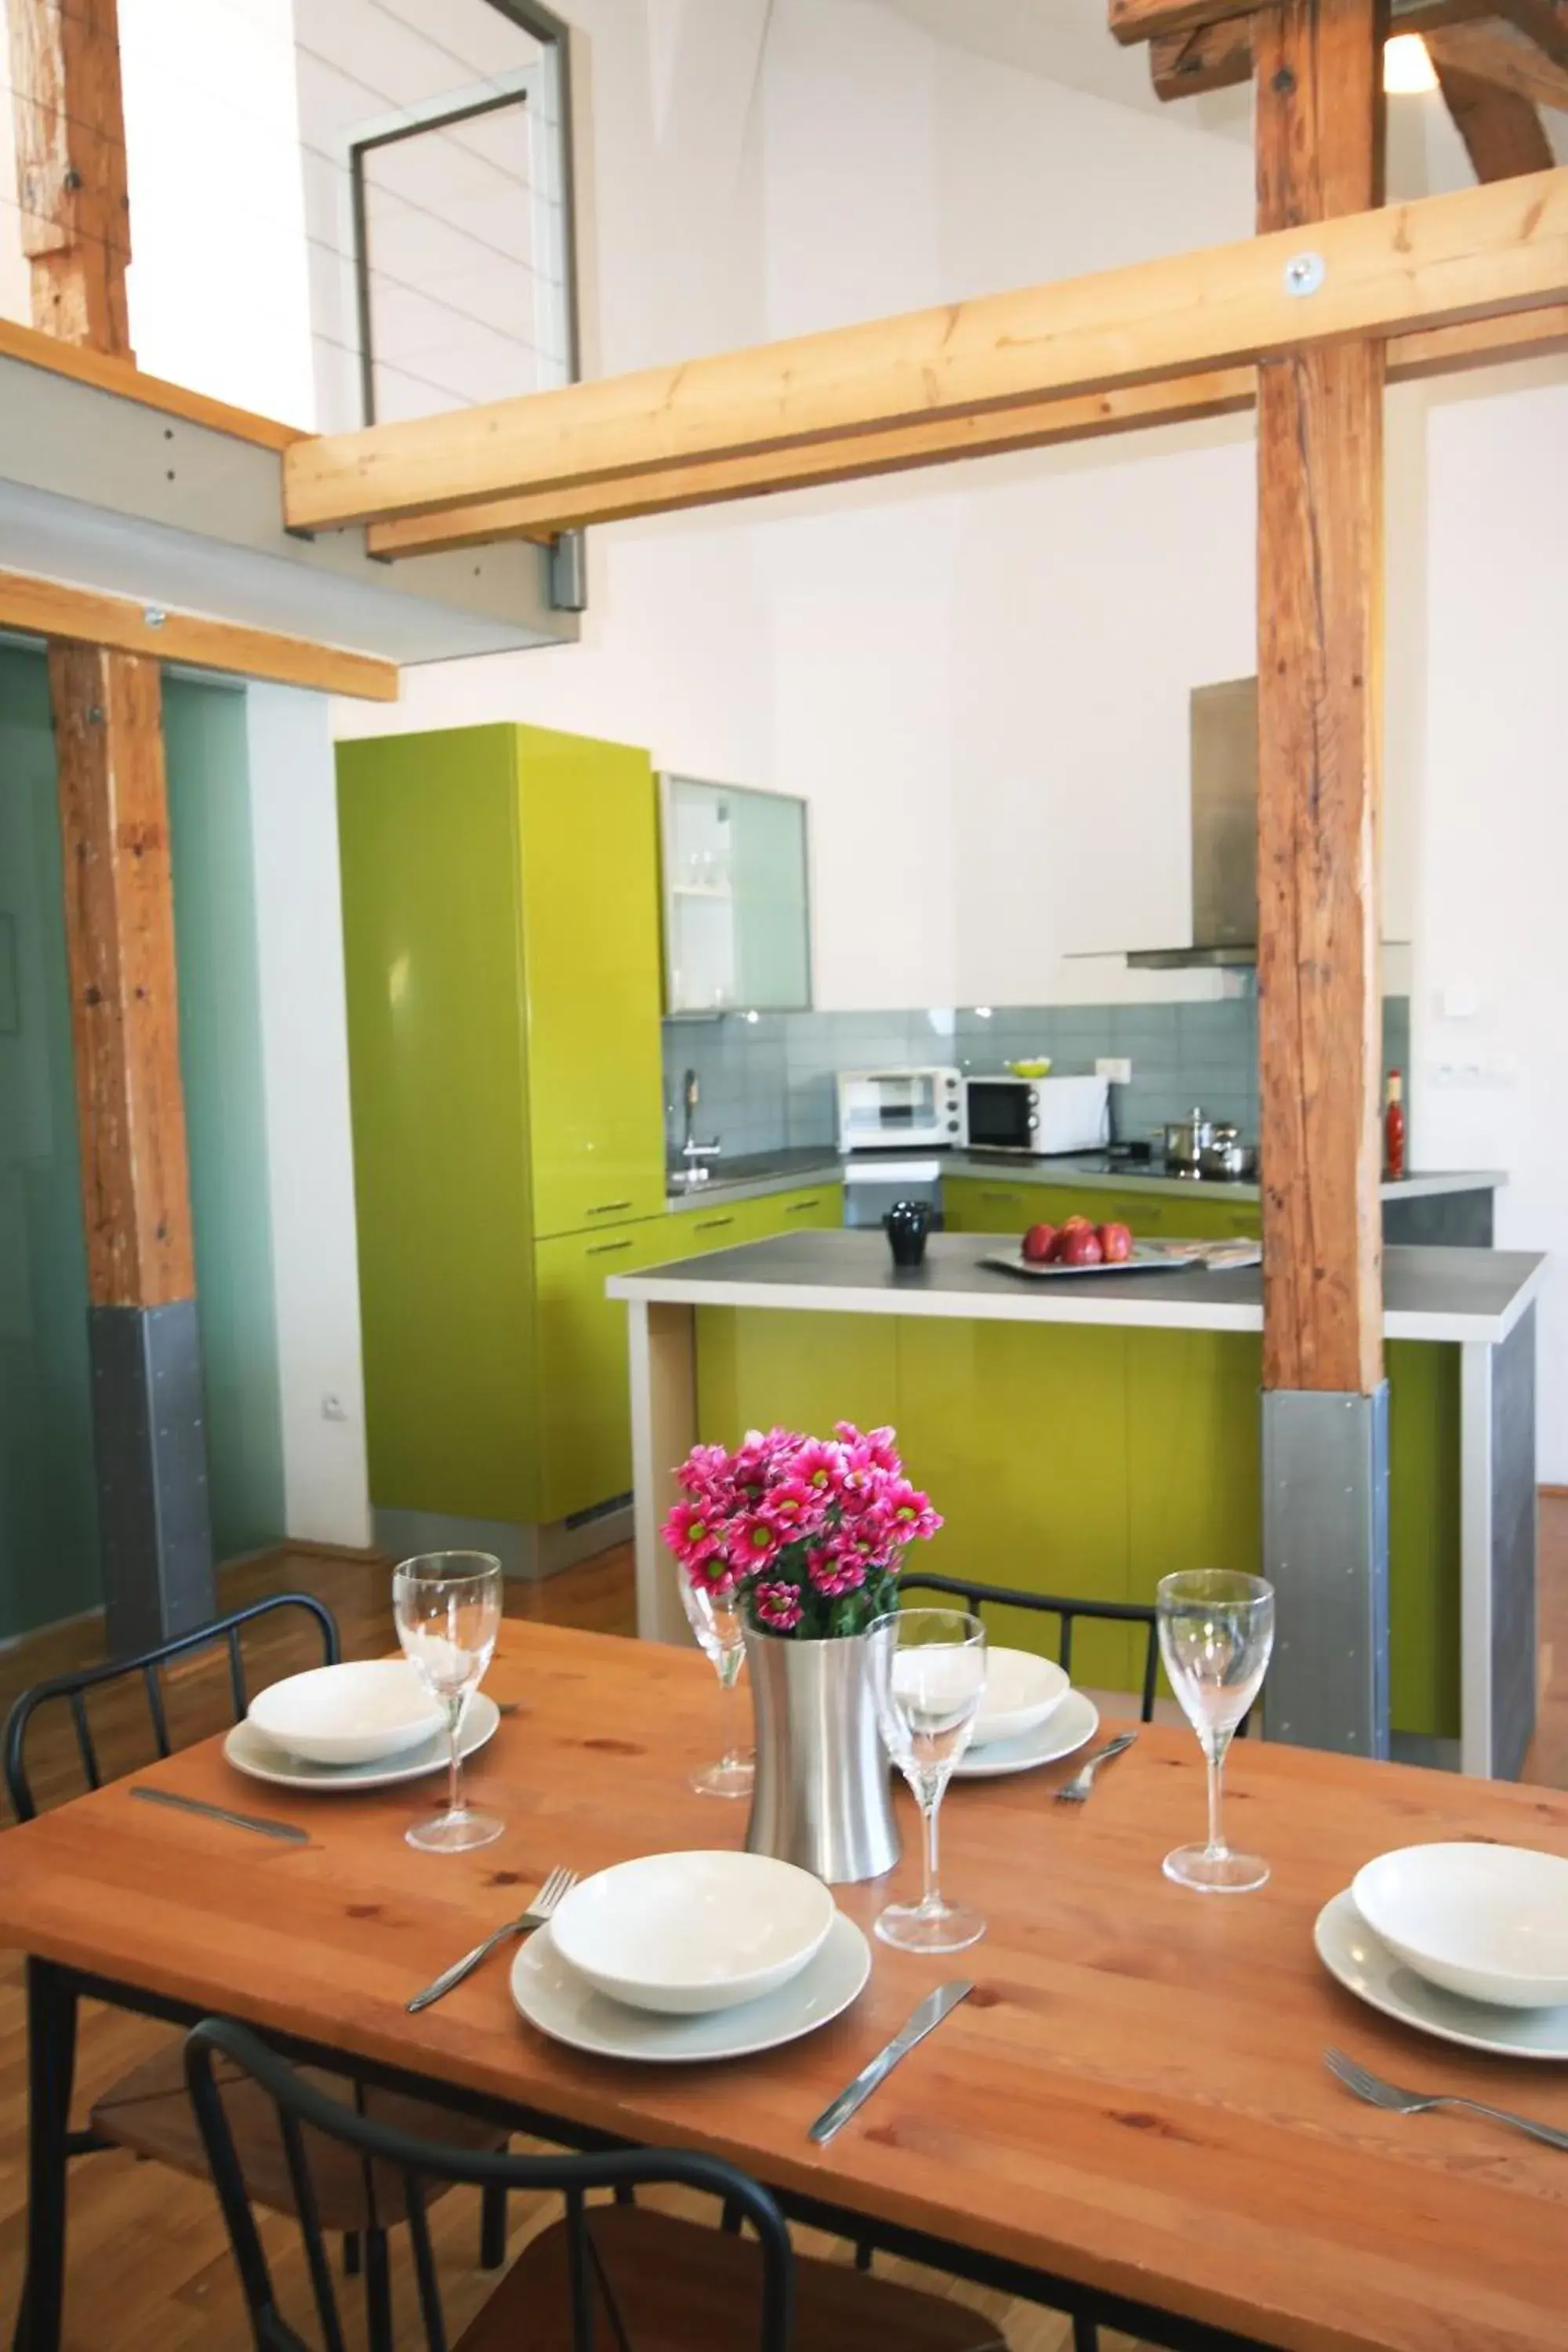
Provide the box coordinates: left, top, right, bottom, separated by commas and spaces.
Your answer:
247, 1660, 446, 1768
550, 1851, 837, 2016
971, 1647, 1070, 1748
1352, 1842, 1568, 2010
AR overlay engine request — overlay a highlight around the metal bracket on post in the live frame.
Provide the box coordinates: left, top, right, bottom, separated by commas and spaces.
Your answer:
90, 1300, 216, 1656
1262, 1384, 1390, 1759
548, 529, 587, 613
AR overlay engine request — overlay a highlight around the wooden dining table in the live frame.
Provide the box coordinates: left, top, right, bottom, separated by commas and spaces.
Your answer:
2, 1620, 1566, 2352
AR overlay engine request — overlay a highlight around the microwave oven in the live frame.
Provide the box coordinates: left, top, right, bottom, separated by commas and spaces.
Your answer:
836, 1067, 965, 1153
964, 1073, 1109, 1156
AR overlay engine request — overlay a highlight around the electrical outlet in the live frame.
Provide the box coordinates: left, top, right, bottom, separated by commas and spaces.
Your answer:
1096, 1057, 1132, 1085
321, 1392, 348, 1422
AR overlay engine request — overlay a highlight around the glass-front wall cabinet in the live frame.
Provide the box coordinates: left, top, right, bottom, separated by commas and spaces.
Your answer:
660, 776, 811, 1014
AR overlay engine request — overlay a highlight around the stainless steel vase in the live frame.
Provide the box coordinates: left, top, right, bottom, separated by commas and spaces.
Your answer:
742, 1624, 900, 1886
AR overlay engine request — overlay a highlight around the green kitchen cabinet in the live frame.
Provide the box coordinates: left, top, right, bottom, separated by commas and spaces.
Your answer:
533, 1216, 688, 1522
942, 1174, 1261, 1243
337, 722, 666, 1533
667, 1183, 844, 1258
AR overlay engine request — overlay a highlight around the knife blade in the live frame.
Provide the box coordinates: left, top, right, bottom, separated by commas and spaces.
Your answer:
808, 1980, 974, 2146
130, 1785, 310, 1844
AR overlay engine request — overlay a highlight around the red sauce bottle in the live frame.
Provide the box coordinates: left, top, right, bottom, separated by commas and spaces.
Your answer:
1385, 1069, 1406, 1181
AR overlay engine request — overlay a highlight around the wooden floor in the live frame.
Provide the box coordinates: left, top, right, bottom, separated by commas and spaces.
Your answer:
2, 1506, 1564, 2350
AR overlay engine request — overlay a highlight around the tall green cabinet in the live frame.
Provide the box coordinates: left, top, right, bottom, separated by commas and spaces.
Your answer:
337, 723, 668, 1550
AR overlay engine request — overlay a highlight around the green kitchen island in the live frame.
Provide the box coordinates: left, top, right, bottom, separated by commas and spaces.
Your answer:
610, 1230, 1546, 1779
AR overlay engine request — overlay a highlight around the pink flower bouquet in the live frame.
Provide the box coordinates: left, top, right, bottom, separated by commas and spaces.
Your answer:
662, 1421, 942, 1639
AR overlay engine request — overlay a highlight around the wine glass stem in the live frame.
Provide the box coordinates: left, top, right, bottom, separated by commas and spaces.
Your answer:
719, 1647, 744, 1768
1205, 1747, 1227, 1859
445, 1696, 465, 1821
920, 1793, 941, 1911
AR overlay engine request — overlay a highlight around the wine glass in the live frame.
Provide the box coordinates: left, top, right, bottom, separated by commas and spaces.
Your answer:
1156, 1569, 1275, 1893
393, 1551, 504, 1853
679, 1568, 753, 1798
868, 1607, 987, 1953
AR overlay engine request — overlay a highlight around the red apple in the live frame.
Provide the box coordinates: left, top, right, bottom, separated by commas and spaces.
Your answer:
1058, 1225, 1105, 1266
1098, 1221, 1133, 1263
1022, 1223, 1057, 1264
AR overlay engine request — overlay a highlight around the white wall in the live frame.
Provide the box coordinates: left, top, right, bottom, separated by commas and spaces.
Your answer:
116, 0, 317, 423
245, 684, 371, 1545
1416, 367, 1568, 1478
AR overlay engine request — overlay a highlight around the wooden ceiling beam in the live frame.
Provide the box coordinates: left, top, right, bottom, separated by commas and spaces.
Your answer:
1150, 20, 1254, 96
1430, 12, 1568, 100
1438, 61, 1556, 172
289, 166, 1568, 534
1112, 0, 1486, 42
365, 300, 1568, 557
1494, 0, 1568, 71
0, 568, 400, 699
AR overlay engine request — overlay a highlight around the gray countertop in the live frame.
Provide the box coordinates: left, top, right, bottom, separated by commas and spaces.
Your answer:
614, 1229, 1545, 1345
666, 1149, 1507, 1213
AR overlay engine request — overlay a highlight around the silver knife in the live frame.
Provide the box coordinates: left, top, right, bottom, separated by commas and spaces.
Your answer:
808, 1980, 974, 2146
130, 1785, 310, 1844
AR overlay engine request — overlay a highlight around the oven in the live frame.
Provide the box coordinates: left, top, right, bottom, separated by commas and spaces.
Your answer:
835, 1067, 965, 1153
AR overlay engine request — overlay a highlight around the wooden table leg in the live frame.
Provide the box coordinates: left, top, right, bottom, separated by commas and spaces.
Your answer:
13, 1959, 78, 2352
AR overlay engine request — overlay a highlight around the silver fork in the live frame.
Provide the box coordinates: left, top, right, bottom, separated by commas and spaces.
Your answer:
406, 1866, 577, 2014
1324, 2046, 1568, 2154
1054, 1730, 1138, 1804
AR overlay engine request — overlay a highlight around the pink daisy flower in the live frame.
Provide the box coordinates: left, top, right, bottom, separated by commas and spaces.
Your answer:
790, 1438, 846, 1497
807, 1545, 866, 1597
760, 1479, 826, 1537
752, 1578, 804, 1632
662, 1497, 724, 1568
728, 1512, 782, 1573
882, 1480, 942, 1542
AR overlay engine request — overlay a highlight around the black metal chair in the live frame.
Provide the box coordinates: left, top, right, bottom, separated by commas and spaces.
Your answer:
184, 2017, 1007, 2352
3, 1595, 510, 2351
898, 1570, 1253, 1735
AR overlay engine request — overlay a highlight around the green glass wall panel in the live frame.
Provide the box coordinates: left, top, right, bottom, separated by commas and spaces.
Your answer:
165, 679, 285, 1559
0, 646, 100, 1638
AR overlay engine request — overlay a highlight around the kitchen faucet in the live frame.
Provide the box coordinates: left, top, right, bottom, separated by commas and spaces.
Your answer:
679, 1068, 721, 1183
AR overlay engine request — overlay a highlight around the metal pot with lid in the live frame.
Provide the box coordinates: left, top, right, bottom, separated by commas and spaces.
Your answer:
1155, 1108, 1214, 1175
1199, 1123, 1259, 1181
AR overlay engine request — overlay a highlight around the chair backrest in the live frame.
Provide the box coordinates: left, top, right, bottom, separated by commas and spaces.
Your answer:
184, 2018, 796, 2352
899, 1570, 1253, 1735
4, 1592, 339, 1823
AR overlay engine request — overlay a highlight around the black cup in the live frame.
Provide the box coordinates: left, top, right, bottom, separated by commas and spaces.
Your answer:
884, 1198, 932, 1269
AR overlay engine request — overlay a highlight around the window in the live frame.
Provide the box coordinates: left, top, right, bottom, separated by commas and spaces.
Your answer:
296, 0, 577, 431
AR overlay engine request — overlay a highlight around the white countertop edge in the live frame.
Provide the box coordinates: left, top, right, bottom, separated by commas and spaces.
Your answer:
610, 1257, 1548, 1345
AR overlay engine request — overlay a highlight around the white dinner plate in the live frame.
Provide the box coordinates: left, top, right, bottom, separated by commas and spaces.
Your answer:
510, 1910, 871, 2063
223, 1693, 500, 1791
1314, 1888, 1568, 2062
950, 1687, 1099, 1779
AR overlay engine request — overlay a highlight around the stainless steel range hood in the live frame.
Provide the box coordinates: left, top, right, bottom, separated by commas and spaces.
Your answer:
1127, 679, 1259, 971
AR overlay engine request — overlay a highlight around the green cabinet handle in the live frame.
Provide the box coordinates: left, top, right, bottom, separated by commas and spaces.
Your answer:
586, 1236, 635, 1256
695, 1214, 737, 1232
784, 1197, 821, 1213
586, 1200, 633, 1216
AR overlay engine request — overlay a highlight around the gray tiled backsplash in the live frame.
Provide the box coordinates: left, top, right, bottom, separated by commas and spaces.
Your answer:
664, 998, 1412, 1165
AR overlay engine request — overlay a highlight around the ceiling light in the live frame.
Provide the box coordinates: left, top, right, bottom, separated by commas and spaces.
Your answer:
1383, 33, 1438, 95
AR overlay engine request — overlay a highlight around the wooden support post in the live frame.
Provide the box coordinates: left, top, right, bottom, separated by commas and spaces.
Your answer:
1255, 0, 1392, 1760
11, 0, 215, 1646
51, 647, 194, 1309
1255, 0, 1386, 1399
6, 0, 133, 354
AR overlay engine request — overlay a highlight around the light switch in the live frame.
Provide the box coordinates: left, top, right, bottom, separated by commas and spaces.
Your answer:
1439, 985, 1479, 1020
